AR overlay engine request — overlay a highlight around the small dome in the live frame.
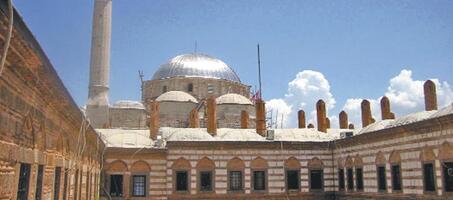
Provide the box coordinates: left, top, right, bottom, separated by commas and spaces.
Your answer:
156, 91, 198, 103
112, 100, 145, 109
152, 53, 241, 82
97, 129, 153, 148
215, 129, 264, 141
216, 93, 253, 105
160, 127, 213, 141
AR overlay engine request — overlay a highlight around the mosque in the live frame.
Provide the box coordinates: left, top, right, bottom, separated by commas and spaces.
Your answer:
0, 0, 453, 200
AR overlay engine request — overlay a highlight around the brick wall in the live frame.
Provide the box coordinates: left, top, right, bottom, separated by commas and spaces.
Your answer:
0, 3, 104, 199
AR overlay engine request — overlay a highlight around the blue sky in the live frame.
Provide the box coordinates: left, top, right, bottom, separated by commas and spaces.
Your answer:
14, 0, 453, 127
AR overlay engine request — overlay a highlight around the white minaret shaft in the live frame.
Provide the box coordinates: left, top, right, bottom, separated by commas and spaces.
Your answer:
86, 0, 112, 128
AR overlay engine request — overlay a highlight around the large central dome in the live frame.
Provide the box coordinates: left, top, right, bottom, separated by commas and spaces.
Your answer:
152, 53, 241, 82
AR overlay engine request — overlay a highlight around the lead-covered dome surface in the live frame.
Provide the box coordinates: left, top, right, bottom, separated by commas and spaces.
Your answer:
112, 100, 145, 109
152, 53, 241, 82
216, 93, 253, 105
156, 91, 198, 103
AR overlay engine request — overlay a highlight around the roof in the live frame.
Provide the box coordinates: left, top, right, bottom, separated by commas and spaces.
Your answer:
356, 108, 450, 135
274, 128, 343, 141
156, 91, 198, 103
159, 127, 341, 142
112, 100, 145, 109
96, 104, 453, 148
97, 129, 153, 148
152, 53, 241, 82
216, 93, 253, 105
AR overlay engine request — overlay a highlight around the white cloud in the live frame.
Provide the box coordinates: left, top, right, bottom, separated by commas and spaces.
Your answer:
342, 69, 453, 127
266, 99, 292, 128
267, 69, 453, 129
267, 70, 335, 128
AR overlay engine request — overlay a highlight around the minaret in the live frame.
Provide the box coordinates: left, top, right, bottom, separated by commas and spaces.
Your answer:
86, 0, 112, 128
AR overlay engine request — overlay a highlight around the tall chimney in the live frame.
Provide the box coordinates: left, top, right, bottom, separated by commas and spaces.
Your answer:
424, 80, 438, 111
298, 110, 306, 128
339, 111, 348, 129
206, 96, 217, 135
326, 117, 331, 129
241, 110, 249, 129
189, 108, 199, 128
316, 100, 327, 133
149, 100, 159, 140
361, 100, 372, 127
86, 0, 112, 128
255, 99, 266, 136
380, 96, 395, 120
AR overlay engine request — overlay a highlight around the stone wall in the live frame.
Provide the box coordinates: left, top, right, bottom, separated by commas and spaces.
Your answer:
0, 4, 104, 199
110, 108, 147, 129
217, 104, 256, 128
332, 114, 453, 199
143, 77, 251, 102
101, 113, 453, 200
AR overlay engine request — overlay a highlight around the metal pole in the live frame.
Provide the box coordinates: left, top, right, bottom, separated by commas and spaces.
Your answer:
257, 44, 262, 100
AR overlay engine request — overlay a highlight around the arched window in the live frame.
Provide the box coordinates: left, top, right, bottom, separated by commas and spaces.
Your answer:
439, 142, 453, 192
172, 157, 191, 193
354, 155, 364, 191
375, 152, 387, 192
389, 151, 402, 192
227, 157, 245, 192
250, 157, 268, 192
188, 83, 193, 92
420, 147, 436, 192
106, 160, 128, 197
131, 161, 151, 197
337, 158, 345, 191
345, 156, 354, 191
308, 157, 324, 191
196, 157, 215, 192
285, 157, 301, 191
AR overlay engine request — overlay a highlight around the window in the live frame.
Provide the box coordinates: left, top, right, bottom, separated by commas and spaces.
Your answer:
286, 170, 300, 190
86, 172, 90, 200
423, 163, 435, 192
391, 165, 402, 191
310, 169, 323, 190
207, 84, 214, 94
54, 167, 61, 200
228, 171, 243, 191
188, 83, 193, 92
356, 168, 364, 191
35, 165, 44, 200
162, 86, 167, 93
253, 171, 266, 191
176, 171, 188, 191
17, 163, 31, 200
338, 169, 345, 190
74, 170, 79, 200
132, 175, 146, 197
347, 168, 354, 190
199, 171, 213, 191
443, 162, 453, 192
110, 175, 123, 197
62, 169, 68, 200
377, 166, 387, 191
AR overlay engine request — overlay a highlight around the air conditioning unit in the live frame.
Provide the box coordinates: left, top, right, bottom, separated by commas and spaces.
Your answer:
266, 129, 275, 140
340, 131, 354, 139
